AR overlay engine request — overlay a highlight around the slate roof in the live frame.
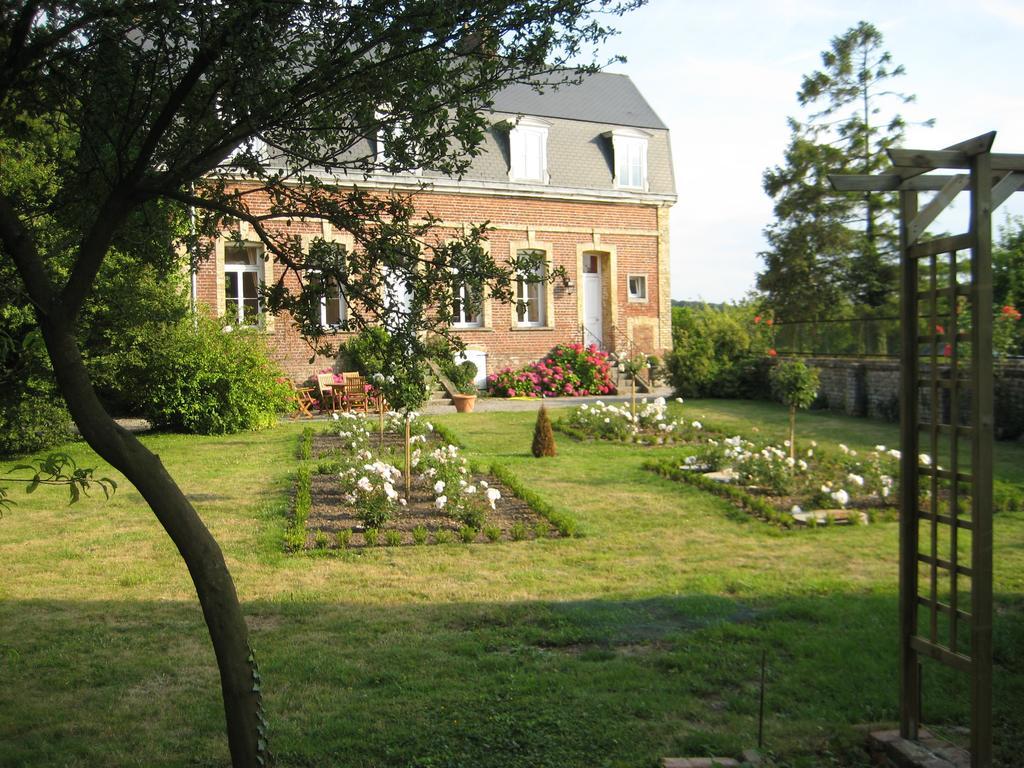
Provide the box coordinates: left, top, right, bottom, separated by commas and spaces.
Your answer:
490, 70, 667, 131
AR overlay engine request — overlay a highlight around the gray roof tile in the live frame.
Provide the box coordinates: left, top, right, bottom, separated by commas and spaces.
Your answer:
490, 70, 667, 130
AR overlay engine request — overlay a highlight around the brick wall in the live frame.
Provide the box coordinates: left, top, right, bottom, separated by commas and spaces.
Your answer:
194, 185, 673, 382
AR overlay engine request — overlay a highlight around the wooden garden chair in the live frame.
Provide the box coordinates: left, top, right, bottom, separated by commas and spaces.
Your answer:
286, 380, 318, 419
316, 373, 337, 413
342, 371, 370, 413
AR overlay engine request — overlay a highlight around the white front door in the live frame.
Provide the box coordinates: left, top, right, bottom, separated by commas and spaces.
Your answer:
582, 252, 603, 348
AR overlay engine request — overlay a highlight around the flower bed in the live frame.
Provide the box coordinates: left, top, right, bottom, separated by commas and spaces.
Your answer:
556, 397, 703, 445
649, 434, 903, 527
290, 414, 576, 548
486, 343, 616, 397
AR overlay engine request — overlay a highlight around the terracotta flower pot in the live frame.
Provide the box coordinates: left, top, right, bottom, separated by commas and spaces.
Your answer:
451, 393, 477, 413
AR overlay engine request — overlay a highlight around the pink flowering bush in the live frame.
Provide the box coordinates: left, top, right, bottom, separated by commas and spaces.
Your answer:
486, 344, 617, 398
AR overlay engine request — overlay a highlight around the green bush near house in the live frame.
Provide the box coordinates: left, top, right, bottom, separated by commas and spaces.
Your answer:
666, 304, 773, 398
126, 315, 290, 434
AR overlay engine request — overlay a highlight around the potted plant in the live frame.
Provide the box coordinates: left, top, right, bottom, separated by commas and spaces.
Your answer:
449, 361, 479, 413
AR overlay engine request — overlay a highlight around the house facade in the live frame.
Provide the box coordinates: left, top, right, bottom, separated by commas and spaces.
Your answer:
194, 71, 677, 383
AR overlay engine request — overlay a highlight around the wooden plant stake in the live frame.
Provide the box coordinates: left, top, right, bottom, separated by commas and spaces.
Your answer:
378, 395, 385, 449
404, 413, 412, 500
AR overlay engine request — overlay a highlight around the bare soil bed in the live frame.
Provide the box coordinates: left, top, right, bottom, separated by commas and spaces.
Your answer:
305, 432, 558, 547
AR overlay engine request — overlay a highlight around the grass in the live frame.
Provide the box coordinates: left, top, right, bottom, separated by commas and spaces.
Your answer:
0, 401, 1022, 767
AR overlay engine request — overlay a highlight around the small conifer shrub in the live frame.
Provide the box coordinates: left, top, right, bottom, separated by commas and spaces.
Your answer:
532, 403, 557, 458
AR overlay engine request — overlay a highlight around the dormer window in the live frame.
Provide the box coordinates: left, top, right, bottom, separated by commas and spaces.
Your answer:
508, 117, 551, 183
608, 128, 650, 191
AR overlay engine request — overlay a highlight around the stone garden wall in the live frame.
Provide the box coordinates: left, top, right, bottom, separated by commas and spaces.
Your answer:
787, 356, 1024, 438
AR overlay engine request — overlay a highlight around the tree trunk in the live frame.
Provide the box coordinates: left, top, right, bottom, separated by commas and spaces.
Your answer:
38, 314, 265, 768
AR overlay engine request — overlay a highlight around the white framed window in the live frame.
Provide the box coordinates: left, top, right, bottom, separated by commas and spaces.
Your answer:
609, 129, 650, 191
308, 272, 347, 329
508, 117, 551, 183
627, 274, 648, 302
223, 244, 263, 325
452, 278, 482, 328
515, 248, 547, 327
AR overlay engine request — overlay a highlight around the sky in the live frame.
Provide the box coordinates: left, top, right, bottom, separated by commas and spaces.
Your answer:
603, 0, 1024, 303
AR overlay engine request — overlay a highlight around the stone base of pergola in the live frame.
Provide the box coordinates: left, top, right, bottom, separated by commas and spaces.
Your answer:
867, 729, 971, 768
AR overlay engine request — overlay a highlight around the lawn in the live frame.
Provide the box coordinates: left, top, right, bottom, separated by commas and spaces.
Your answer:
1, 400, 1022, 767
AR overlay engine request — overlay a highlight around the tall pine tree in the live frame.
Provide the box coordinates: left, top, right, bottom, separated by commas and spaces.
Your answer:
759, 21, 932, 319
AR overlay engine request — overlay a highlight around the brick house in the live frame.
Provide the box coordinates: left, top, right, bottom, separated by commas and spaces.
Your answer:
194, 71, 677, 384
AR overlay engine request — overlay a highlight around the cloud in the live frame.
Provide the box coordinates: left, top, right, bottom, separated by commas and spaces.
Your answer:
977, 0, 1024, 28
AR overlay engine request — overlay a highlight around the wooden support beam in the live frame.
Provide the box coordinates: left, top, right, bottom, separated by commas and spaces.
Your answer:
887, 132, 998, 183
887, 148, 1024, 173
830, 170, 1013, 194
908, 174, 970, 243
990, 171, 1024, 211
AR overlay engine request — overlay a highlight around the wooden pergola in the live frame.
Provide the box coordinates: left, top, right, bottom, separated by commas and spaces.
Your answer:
830, 132, 1023, 768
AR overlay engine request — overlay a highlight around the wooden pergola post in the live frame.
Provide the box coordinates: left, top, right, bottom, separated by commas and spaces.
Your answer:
830, 131, 1022, 768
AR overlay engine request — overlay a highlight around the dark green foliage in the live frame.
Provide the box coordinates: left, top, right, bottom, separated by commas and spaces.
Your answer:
759, 21, 930, 319
445, 360, 479, 395
127, 316, 291, 434
484, 525, 502, 542
363, 528, 380, 547
666, 305, 773, 398
532, 404, 557, 457
344, 327, 430, 411
458, 525, 477, 543
0, 389, 72, 457
769, 361, 820, 410
384, 530, 402, 547
510, 522, 528, 541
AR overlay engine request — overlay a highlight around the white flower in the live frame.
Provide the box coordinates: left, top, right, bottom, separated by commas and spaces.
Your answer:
888, 449, 902, 460
875, 445, 887, 452
785, 457, 795, 468
399, 498, 407, 506
383, 482, 398, 500
791, 505, 802, 514
434, 495, 447, 510
332, 412, 340, 421
784, 439, 791, 447
480, 480, 489, 489
356, 476, 372, 492
433, 480, 445, 494
839, 443, 849, 454
675, 397, 684, 404
847, 473, 865, 487
464, 485, 476, 495
919, 453, 932, 466
485, 487, 501, 509
806, 449, 814, 458
691, 421, 702, 430
881, 487, 891, 498
604, 418, 610, 424
831, 489, 850, 507
797, 460, 808, 471
222, 325, 233, 333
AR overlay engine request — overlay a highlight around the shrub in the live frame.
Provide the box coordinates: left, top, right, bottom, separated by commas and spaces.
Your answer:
666, 304, 772, 398
363, 528, 379, 547
510, 522, 527, 541
486, 343, 615, 397
126, 315, 290, 434
458, 525, 477, 543
412, 525, 428, 545
484, 525, 502, 542
0, 389, 72, 456
769, 360, 820, 460
384, 530, 402, 546
531, 404, 557, 457
336, 529, 352, 548
444, 359, 478, 395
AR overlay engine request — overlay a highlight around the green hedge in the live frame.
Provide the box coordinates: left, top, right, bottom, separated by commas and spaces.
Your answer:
127, 316, 290, 434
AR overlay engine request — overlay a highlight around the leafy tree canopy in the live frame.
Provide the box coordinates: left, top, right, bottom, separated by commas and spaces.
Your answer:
0, 3, 645, 766
759, 21, 932, 319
